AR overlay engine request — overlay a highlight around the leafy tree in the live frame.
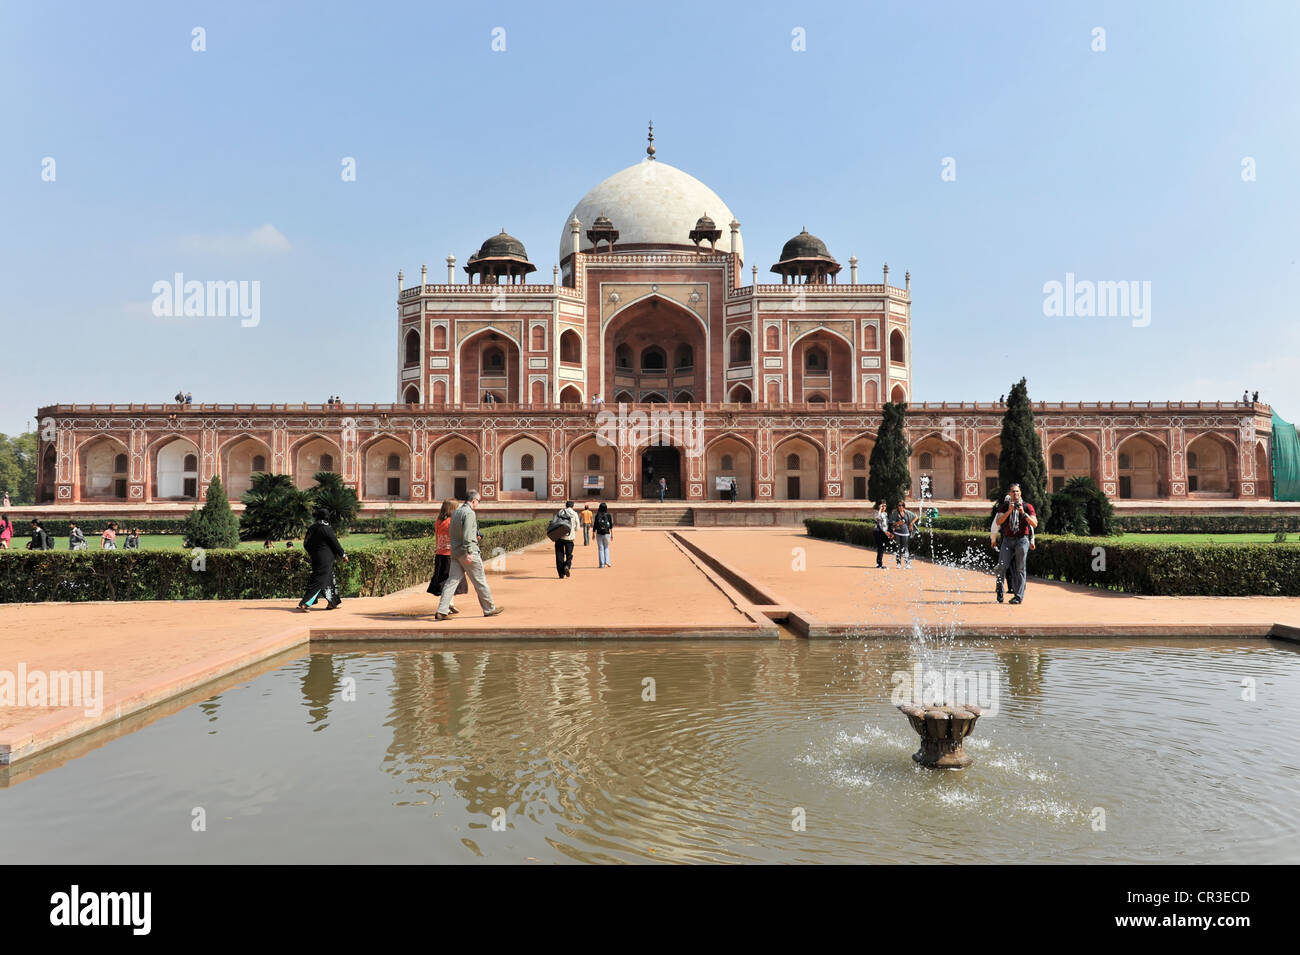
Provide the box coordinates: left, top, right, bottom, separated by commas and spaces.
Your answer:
1048, 475, 1115, 536
868, 401, 912, 506
995, 378, 1051, 530
0, 432, 38, 504
240, 472, 311, 542
182, 474, 241, 548
308, 471, 360, 534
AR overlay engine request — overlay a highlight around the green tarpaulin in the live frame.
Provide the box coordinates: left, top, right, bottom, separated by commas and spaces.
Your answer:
1272, 411, 1300, 501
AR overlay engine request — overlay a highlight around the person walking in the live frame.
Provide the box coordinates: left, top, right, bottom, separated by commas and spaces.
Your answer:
989, 502, 1005, 601
0, 513, 12, 549
28, 519, 51, 550
594, 501, 614, 568
992, 482, 1037, 604
426, 498, 466, 613
729, 478, 737, 503
298, 508, 347, 611
657, 476, 667, 502
553, 499, 578, 578
579, 503, 593, 546
436, 491, 503, 620
888, 500, 918, 568
100, 521, 118, 550
1, 491, 9, 508
69, 520, 87, 551
873, 501, 892, 568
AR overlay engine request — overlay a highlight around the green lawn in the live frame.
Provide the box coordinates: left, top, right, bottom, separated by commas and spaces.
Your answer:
13, 533, 393, 552
1111, 532, 1291, 546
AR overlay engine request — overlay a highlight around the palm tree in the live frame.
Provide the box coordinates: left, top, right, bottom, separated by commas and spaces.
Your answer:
308, 471, 359, 534
240, 472, 311, 541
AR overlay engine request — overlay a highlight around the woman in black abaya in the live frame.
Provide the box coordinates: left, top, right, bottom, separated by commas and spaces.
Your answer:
298, 509, 348, 611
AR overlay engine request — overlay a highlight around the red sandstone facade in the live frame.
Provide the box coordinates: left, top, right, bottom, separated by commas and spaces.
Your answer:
32, 152, 1278, 508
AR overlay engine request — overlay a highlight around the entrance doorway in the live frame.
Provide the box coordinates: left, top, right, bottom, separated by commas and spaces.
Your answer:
641, 446, 681, 499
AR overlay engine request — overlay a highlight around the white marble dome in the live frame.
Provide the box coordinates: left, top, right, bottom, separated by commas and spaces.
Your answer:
560, 160, 742, 263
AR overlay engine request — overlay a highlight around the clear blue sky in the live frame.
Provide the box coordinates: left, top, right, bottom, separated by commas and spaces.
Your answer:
2, 0, 1297, 434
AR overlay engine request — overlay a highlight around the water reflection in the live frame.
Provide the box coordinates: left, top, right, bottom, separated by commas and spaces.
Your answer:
1, 639, 1297, 864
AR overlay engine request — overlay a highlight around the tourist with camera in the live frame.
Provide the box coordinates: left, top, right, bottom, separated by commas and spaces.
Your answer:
993, 483, 1037, 604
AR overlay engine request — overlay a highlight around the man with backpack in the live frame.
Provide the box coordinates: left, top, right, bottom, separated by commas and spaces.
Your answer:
550, 500, 579, 578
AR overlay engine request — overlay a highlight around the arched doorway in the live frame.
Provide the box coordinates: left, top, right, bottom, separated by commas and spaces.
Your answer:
641, 445, 682, 499
403, 385, 419, 405
890, 384, 906, 403
559, 329, 582, 365
792, 330, 851, 402
500, 437, 547, 500
569, 436, 616, 499
39, 446, 56, 502
842, 435, 875, 500
155, 437, 200, 500
728, 383, 752, 403
460, 330, 520, 403
706, 436, 754, 500
1186, 433, 1237, 495
978, 437, 1002, 498
222, 436, 272, 500
363, 437, 411, 500
432, 437, 478, 501
559, 385, 583, 404
729, 328, 751, 365
1048, 434, 1099, 492
604, 296, 706, 405
774, 436, 822, 500
79, 436, 129, 501
1116, 434, 1168, 499
910, 434, 959, 501
1256, 442, 1270, 499
294, 436, 342, 490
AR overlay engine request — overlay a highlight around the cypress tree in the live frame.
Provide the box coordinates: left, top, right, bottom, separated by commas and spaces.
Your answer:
181, 474, 241, 549
996, 378, 1051, 529
868, 401, 912, 506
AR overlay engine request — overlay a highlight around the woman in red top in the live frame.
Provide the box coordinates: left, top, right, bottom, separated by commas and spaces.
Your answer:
426, 498, 464, 613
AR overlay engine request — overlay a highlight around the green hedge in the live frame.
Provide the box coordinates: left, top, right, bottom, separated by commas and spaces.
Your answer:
0, 519, 549, 603
1112, 514, 1300, 534
803, 518, 1300, 596
0, 515, 528, 540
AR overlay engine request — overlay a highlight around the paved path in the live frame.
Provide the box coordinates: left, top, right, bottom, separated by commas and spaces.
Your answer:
676, 528, 1300, 638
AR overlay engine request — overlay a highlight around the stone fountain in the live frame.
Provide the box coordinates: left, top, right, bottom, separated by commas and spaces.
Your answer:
897, 703, 983, 769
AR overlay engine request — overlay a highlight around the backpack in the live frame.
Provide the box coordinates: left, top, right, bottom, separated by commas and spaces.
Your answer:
594, 512, 612, 534
546, 509, 572, 542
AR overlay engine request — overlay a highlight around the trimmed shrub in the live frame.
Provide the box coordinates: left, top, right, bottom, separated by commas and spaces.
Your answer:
803, 518, 1300, 596
1113, 514, 1300, 534
181, 475, 241, 549
868, 402, 911, 506
0, 519, 549, 603
996, 378, 1052, 531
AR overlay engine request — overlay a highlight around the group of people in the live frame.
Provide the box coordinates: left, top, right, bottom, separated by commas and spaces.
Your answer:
1242, 390, 1260, 405
172, 390, 194, 406
547, 500, 615, 576
423, 491, 505, 620
10, 518, 142, 551
325, 395, 345, 407
868, 483, 1039, 604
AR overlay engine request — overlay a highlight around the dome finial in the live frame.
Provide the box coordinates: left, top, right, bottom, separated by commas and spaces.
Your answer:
646, 120, 656, 160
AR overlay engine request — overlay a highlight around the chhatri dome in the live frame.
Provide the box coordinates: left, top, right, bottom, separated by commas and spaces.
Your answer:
559, 124, 743, 263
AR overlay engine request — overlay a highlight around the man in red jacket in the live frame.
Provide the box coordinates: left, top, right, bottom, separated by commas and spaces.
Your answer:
993, 483, 1037, 604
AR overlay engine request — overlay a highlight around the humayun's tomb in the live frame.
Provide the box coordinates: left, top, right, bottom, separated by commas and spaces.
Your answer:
34, 132, 1282, 519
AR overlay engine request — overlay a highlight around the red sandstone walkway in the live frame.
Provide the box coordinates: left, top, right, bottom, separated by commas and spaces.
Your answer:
3, 527, 1298, 770
676, 528, 1300, 638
